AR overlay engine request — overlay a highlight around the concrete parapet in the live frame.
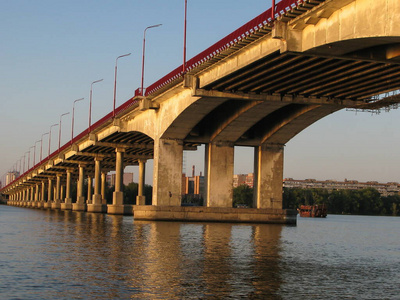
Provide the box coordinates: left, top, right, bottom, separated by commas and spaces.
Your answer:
132, 206, 297, 224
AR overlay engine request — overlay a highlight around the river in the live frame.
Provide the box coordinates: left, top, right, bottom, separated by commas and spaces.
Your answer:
0, 205, 399, 299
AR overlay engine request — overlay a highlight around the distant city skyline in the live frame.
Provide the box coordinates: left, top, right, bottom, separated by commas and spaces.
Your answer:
2, 0, 400, 187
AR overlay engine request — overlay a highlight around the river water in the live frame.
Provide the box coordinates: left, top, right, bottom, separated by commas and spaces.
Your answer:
0, 205, 399, 299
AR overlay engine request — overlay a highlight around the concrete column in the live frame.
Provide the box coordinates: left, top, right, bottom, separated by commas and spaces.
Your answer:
204, 142, 234, 208
52, 174, 62, 209
30, 186, 34, 203
44, 178, 53, 208
41, 181, 45, 201
136, 159, 146, 205
93, 158, 102, 204
108, 148, 126, 215
253, 144, 284, 209
101, 171, 107, 205
152, 139, 183, 206
38, 181, 45, 208
87, 176, 92, 204
88, 157, 104, 213
73, 164, 86, 211
61, 169, 73, 210
34, 184, 39, 205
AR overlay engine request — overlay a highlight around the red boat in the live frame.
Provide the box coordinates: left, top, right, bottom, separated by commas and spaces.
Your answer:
298, 204, 327, 218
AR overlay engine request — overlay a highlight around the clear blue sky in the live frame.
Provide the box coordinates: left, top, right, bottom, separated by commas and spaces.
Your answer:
1, 0, 400, 186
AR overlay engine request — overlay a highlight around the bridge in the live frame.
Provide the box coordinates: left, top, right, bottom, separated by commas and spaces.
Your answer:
2, 0, 400, 224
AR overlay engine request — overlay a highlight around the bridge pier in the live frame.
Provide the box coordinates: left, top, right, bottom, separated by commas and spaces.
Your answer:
51, 174, 62, 209
254, 144, 284, 209
88, 157, 106, 213
205, 142, 234, 208
61, 169, 73, 210
72, 164, 87, 211
152, 139, 183, 206
108, 148, 127, 214
136, 159, 146, 205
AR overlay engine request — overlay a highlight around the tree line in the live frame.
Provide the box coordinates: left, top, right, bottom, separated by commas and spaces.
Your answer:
233, 185, 399, 216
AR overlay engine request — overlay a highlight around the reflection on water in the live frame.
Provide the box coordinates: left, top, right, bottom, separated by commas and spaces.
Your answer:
0, 206, 399, 299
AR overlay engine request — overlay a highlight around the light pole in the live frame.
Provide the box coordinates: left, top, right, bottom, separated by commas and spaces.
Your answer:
25, 151, 29, 171
113, 53, 131, 117
183, 0, 187, 74
20, 156, 24, 174
48, 123, 58, 157
272, 0, 275, 20
89, 79, 103, 131
34, 140, 41, 166
141, 24, 162, 95
71, 98, 84, 142
40, 132, 49, 161
29, 146, 35, 169
58, 112, 70, 152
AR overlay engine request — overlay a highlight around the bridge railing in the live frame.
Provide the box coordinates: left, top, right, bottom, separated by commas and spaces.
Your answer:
144, 0, 304, 97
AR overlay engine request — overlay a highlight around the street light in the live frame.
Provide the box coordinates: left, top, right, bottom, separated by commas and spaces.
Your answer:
34, 140, 41, 166
40, 132, 49, 161
71, 98, 84, 141
183, 0, 187, 74
141, 24, 162, 95
113, 53, 131, 117
58, 112, 70, 151
20, 156, 24, 174
48, 123, 58, 157
89, 79, 103, 131
29, 146, 35, 169
25, 151, 29, 171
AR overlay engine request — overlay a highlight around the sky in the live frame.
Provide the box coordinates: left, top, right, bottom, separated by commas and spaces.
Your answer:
1, 0, 400, 187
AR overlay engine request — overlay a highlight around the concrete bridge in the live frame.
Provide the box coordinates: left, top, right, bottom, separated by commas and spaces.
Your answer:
2, 0, 400, 224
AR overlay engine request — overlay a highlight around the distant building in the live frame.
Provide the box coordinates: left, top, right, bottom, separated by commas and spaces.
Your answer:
6, 171, 19, 185
233, 173, 254, 188
283, 178, 400, 197
106, 172, 134, 187
183, 165, 204, 198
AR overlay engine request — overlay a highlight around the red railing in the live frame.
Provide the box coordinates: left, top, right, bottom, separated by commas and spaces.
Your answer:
1, 0, 305, 192
145, 0, 303, 96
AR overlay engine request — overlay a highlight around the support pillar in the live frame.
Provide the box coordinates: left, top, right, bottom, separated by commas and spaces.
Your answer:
108, 148, 126, 214
61, 169, 73, 210
52, 174, 62, 209
86, 176, 92, 204
136, 159, 146, 205
204, 142, 234, 207
73, 164, 87, 211
101, 171, 107, 205
34, 184, 39, 207
152, 139, 183, 206
44, 178, 53, 208
38, 181, 45, 208
88, 157, 105, 213
253, 144, 284, 209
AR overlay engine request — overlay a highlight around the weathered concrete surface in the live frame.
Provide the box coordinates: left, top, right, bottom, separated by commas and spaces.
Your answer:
133, 206, 297, 224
